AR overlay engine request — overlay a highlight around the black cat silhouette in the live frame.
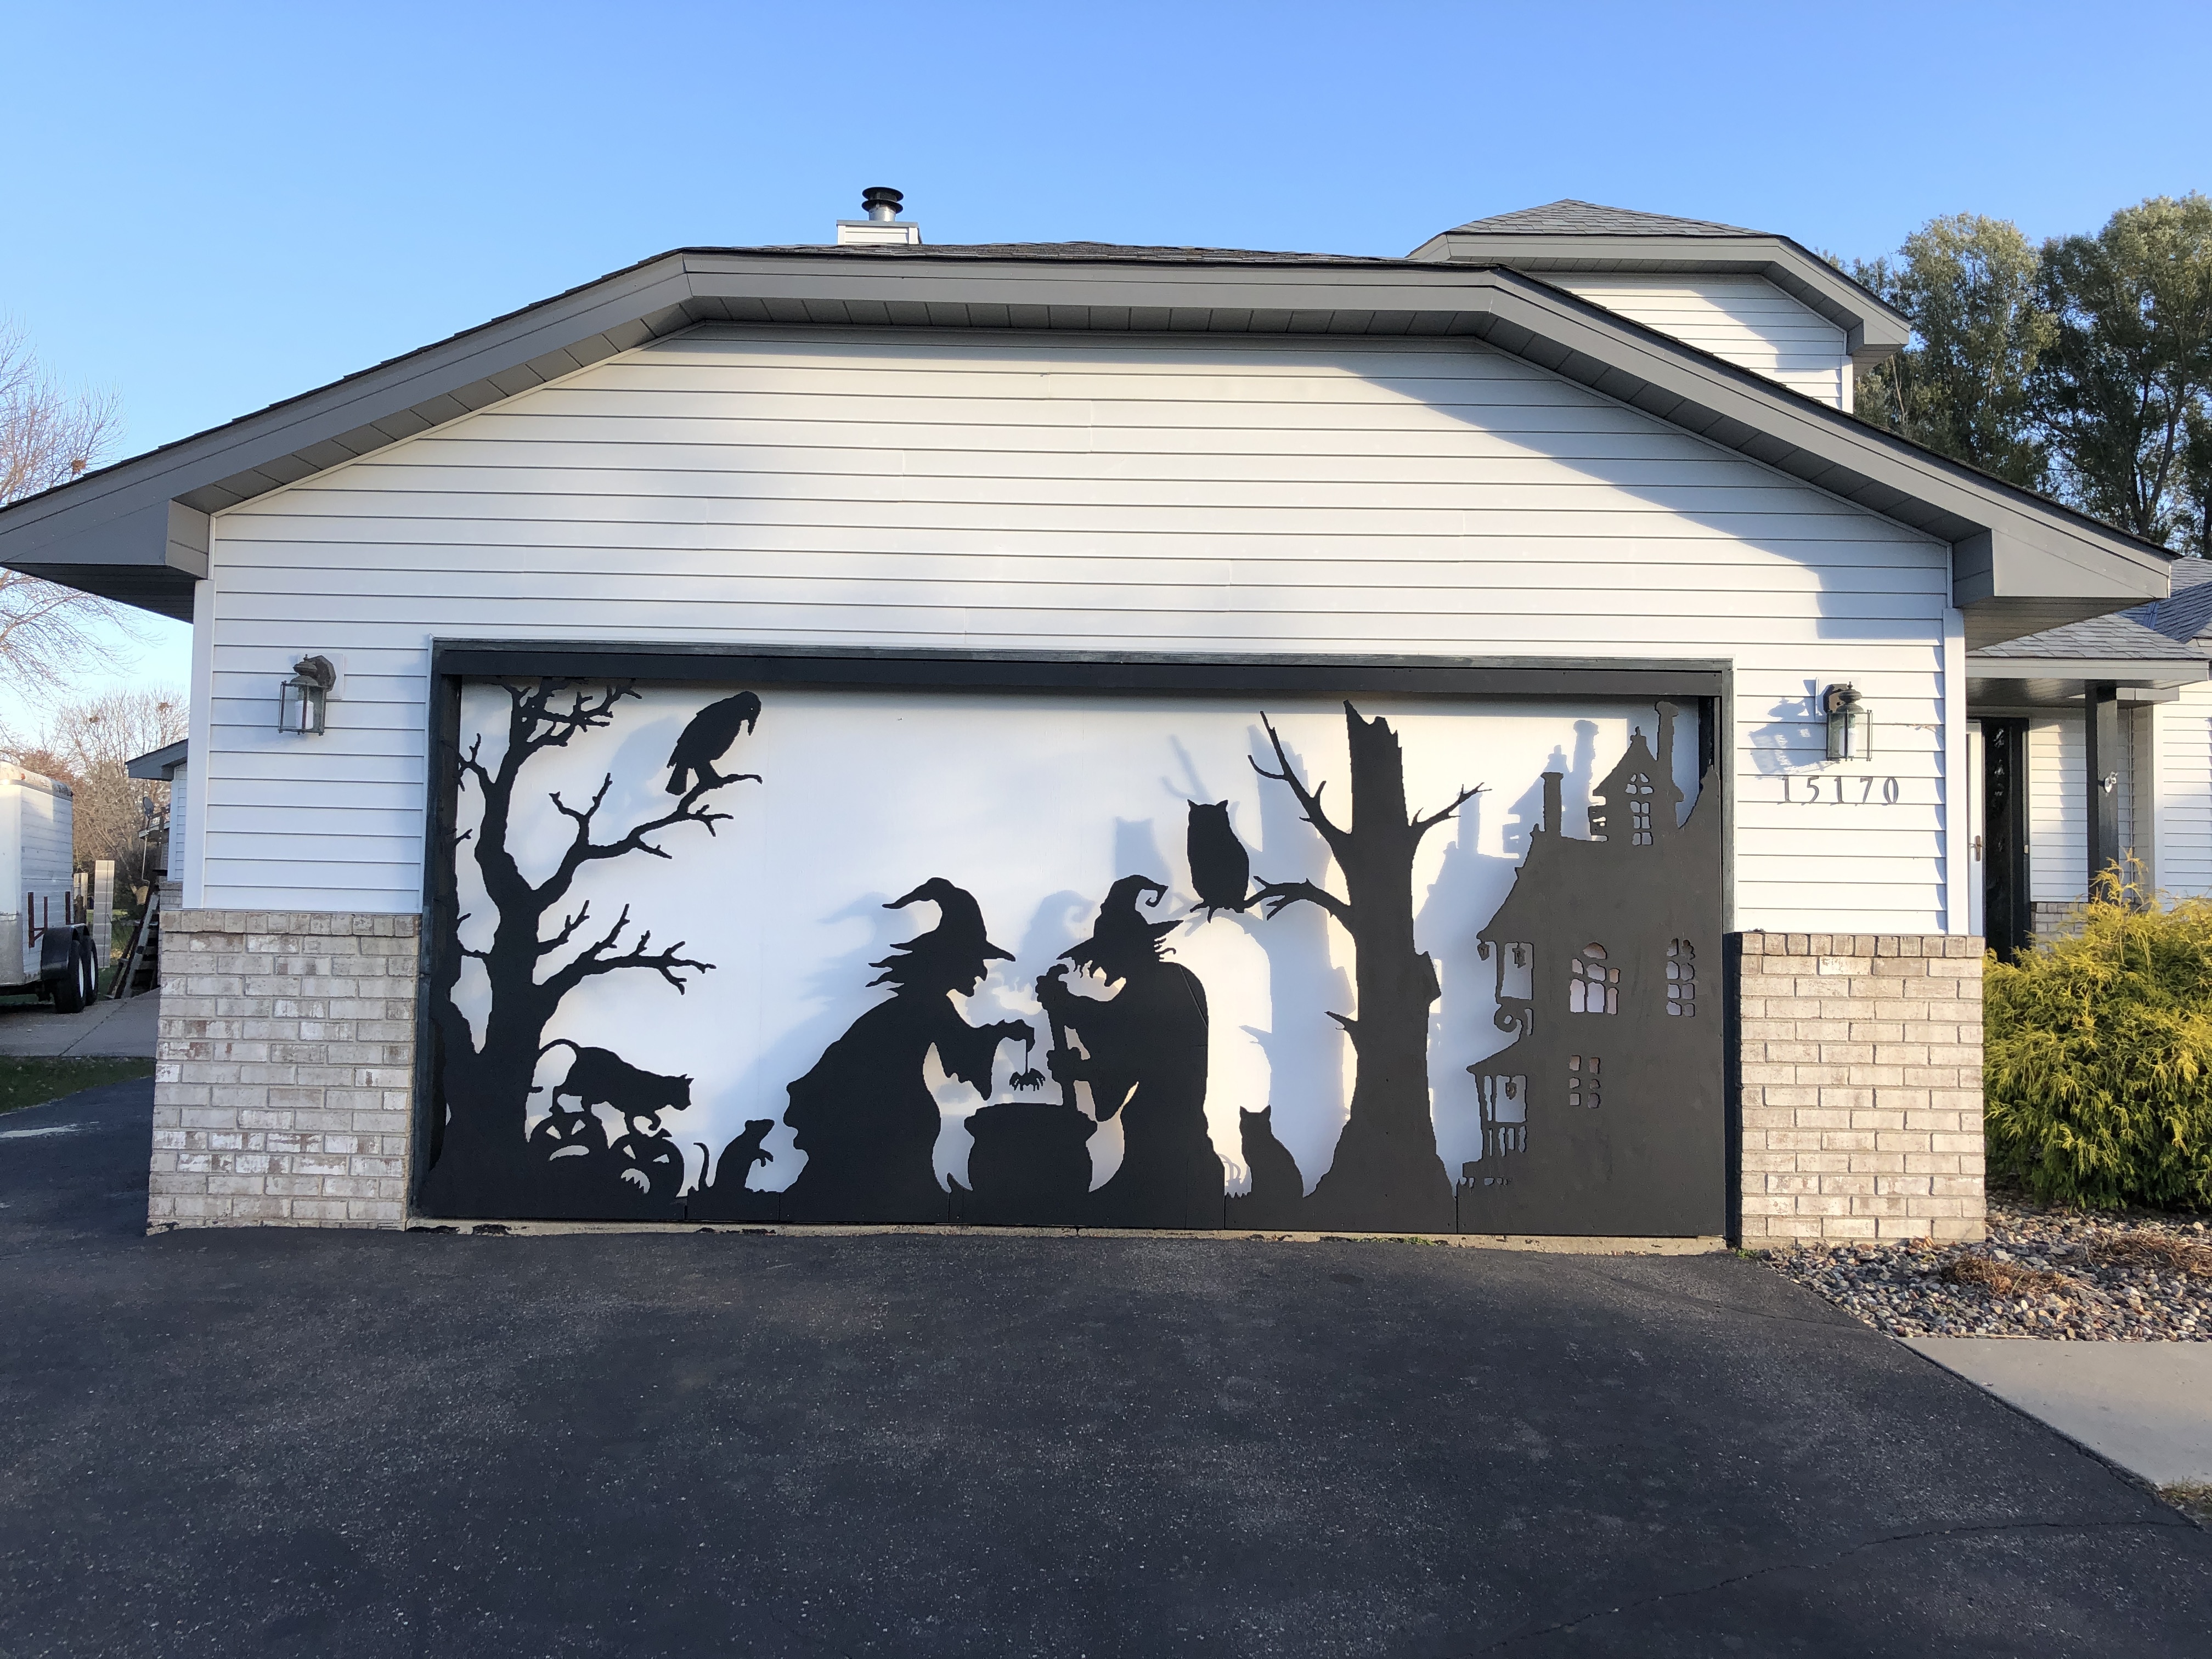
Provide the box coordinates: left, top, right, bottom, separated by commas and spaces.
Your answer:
666, 691, 763, 794
1237, 1105, 1306, 1217
539, 1041, 693, 1118
1187, 800, 1253, 919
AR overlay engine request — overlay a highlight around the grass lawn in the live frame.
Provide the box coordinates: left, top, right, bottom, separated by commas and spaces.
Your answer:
0, 1058, 155, 1115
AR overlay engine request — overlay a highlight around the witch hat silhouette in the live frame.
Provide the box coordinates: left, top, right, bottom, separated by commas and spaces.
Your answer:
871, 878, 1015, 991
1062, 876, 1180, 979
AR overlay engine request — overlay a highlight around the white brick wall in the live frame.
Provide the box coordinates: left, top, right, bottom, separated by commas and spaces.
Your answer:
1734, 932, 1985, 1245
147, 910, 420, 1228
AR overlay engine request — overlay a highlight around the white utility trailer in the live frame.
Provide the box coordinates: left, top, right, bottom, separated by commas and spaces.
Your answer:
0, 765, 97, 1011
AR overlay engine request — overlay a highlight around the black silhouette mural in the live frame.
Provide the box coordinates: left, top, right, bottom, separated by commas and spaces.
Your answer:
1224, 702, 1480, 1233
782, 880, 1035, 1224
419, 680, 758, 1220
1186, 802, 1255, 919
419, 678, 1723, 1236
1459, 704, 1725, 1236
1034, 876, 1220, 1229
666, 691, 762, 794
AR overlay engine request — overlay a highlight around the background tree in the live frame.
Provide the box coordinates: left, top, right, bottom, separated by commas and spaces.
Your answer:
2179, 403, 2212, 557
1, 687, 185, 894
1849, 215, 2053, 488
0, 323, 137, 697
2032, 194, 2212, 544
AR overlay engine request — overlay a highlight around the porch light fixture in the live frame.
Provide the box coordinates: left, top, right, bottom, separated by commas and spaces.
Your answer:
1822, 684, 1869, 761
279, 655, 336, 736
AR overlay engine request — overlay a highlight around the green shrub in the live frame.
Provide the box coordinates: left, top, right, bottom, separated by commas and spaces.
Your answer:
1984, 874, 2212, 1210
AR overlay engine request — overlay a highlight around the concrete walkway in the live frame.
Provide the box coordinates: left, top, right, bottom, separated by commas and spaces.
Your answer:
1908, 1338, 2212, 1487
0, 991, 159, 1058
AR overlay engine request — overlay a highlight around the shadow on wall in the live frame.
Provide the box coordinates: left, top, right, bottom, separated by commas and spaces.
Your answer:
1234, 720, 1352, 1195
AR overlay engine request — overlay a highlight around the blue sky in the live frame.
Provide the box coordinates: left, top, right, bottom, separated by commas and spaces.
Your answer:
5, 0, 2209, 724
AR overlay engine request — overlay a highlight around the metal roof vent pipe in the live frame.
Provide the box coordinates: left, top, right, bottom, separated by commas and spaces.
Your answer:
837, 187, 922, 246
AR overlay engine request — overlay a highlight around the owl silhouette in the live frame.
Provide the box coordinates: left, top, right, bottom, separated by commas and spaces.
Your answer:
1186, 799, 1254, 919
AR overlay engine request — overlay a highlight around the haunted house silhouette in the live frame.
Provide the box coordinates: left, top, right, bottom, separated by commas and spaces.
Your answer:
1459, 703, 1725, 1237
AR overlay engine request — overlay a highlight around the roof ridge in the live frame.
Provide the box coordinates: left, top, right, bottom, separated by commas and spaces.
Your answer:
1442, 199, 1765, 238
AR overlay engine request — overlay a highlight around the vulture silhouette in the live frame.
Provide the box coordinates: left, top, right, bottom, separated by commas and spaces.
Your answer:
665, 691, 763, 794
1186, 800, 1254, 919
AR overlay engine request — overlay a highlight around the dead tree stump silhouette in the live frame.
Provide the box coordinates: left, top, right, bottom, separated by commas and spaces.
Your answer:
1250, 702, 1477, 1231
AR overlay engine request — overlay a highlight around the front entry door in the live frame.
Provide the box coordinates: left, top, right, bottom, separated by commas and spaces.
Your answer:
1982, 718, 2031, 959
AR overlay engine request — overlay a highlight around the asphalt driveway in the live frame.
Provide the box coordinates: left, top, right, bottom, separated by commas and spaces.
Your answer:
2, 1082, 2208, 1657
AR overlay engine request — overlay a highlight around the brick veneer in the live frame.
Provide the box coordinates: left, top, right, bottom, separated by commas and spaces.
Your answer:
1732, 932, 1985, 1245
148, 910, 422, 1228
142, 912, 1987, 1240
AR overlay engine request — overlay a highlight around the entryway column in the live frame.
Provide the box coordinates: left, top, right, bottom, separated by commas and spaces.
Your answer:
2085, 682, 2120, 896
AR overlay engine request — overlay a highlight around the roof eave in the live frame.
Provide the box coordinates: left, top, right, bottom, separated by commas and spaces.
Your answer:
0, 249, 2158, 648
1404, 229, 1910, 366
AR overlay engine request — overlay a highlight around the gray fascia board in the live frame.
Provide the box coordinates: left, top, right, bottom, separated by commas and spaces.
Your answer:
1966, 656, 2208, 687
125, 739, 188, 781
1404, 229, 1910, 360
0, 249, 2164, 641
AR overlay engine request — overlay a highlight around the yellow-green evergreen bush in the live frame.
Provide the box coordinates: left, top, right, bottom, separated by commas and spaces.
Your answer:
1984, 872, 2212, 1210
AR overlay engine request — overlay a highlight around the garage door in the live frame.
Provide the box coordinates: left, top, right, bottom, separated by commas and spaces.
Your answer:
415, 655, 1725, 1235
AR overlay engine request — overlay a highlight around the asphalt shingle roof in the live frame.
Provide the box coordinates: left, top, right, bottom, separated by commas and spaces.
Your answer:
764, 241, 1418, 267
1439, 200, 1763, 238
1973, 559, 2212, 661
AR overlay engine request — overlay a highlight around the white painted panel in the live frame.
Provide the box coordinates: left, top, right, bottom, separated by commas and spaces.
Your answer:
1555, 275, 1852, 408
448, 684, 1708, 1203
203, 327, 1953, 930
2157, 681, 2212, 898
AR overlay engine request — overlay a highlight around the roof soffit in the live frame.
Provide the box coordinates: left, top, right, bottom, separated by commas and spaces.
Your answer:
0, 246, 2164, 645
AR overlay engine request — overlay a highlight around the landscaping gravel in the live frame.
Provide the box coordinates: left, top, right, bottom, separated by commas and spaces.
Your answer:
1764, 1193, 2212, 1340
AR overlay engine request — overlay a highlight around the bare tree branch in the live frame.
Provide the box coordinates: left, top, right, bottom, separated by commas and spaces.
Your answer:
0, 322, 137, 699
1249, 713, 1351, 855
1410, 782, 1486, 841
539, 901, 593, 957
543, 903, 713, 998
1247, 877, 1353, 927
0, 685, 188, 888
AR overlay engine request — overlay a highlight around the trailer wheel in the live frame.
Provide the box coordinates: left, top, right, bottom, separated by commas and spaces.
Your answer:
53, 937, 87, 1014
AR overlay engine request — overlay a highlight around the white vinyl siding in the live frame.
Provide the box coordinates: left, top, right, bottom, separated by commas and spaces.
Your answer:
2028, 708, 2151, 902
1554, 275, 1852, 408
2157, 681, 2212, 897
197, 326, 1953, 929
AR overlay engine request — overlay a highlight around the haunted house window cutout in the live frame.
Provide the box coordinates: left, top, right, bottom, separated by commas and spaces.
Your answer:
1568, 944, 1617, 1014
1666, 938, 1697, 1017
1477, 1073, 1527, 1159
1480, 939, 1535, 1003
1567, 1053, 1601, 1109
1626, 774, 1655, 845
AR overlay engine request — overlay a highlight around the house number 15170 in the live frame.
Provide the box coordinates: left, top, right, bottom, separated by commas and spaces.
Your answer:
1783, 775, 1901, 804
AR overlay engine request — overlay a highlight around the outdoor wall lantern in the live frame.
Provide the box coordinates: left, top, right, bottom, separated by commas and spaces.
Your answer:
1822, 684, 1869, 761
279, 655, 336, 736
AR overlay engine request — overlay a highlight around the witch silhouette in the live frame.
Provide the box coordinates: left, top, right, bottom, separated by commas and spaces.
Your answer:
780, 878, 1033, 1223
1038, 876, 1221, 1229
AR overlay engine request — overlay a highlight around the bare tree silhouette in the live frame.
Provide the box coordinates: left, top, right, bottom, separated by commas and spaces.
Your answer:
1248, 702, 1478, 1229
420, 680, 757, 1215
